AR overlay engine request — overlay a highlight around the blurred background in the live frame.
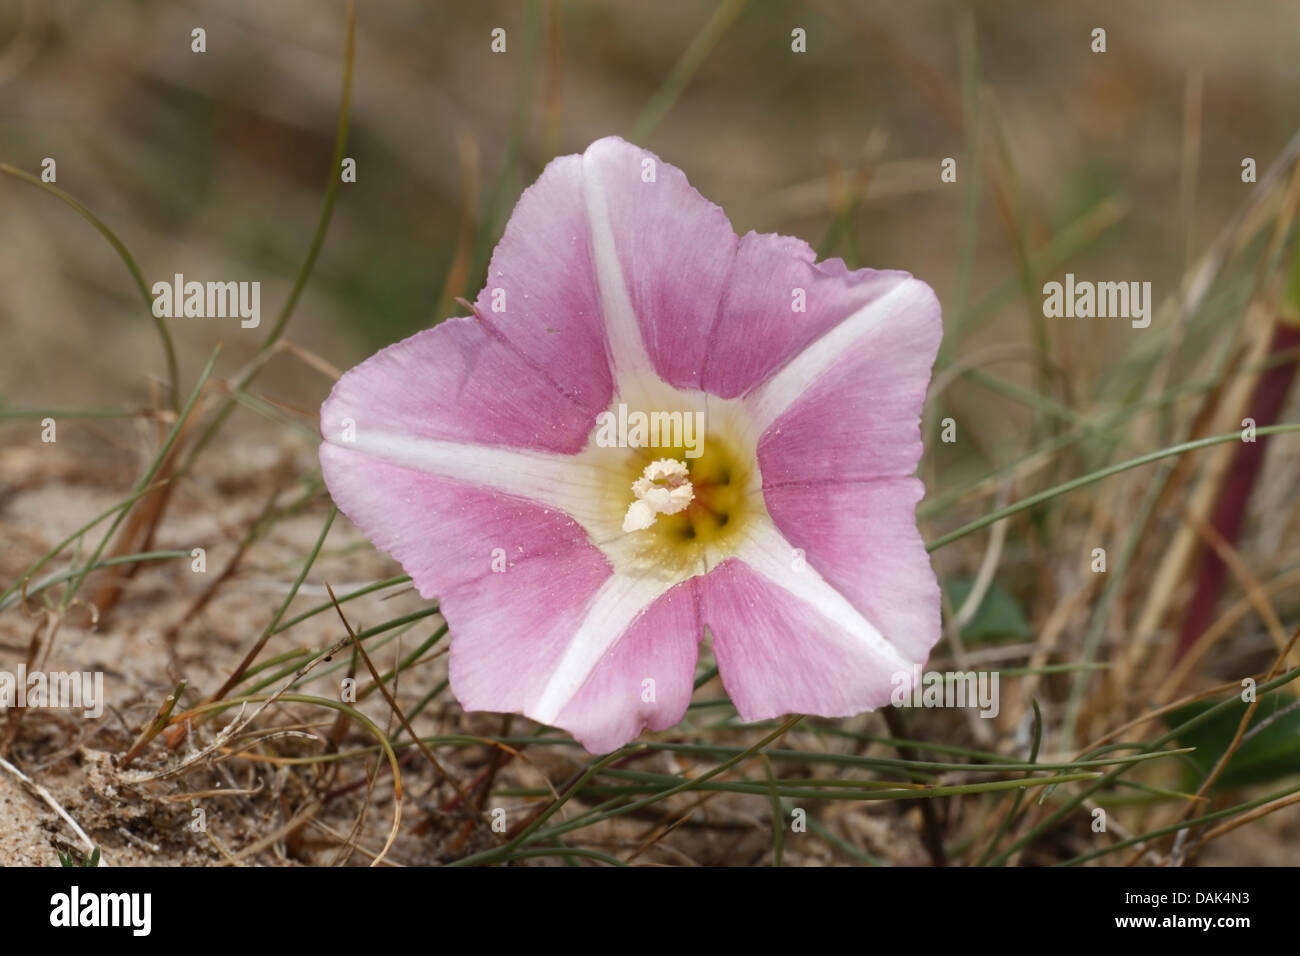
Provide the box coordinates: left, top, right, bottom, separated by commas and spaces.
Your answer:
4, 0, 1298, 402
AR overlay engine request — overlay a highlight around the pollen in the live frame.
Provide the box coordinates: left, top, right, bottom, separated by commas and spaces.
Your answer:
622, 458, 695, 532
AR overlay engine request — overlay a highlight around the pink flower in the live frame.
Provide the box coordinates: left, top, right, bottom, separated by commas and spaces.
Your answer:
320, 137, 942, 753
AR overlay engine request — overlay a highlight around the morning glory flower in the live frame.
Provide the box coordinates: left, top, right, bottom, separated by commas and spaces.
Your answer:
319, 137, 942, 753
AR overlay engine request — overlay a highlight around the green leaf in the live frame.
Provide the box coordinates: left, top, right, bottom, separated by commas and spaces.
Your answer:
54, 845, 100, 867
942, 577, 1031, 644
1164, 693, 1300, 789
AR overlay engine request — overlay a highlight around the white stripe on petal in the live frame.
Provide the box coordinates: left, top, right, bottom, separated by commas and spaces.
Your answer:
531, 571, 677, 724
730, 514, 915, 673
744, 277, 923, 433
582, 151, 656, 393
323, 429, 614, 526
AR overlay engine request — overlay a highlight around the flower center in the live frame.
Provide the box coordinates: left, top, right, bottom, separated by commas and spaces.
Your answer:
576, 384, 766, 582
606, 427, 758, 580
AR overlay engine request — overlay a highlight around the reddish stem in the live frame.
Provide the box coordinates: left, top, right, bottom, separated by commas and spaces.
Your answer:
1176, 322, 1300, 661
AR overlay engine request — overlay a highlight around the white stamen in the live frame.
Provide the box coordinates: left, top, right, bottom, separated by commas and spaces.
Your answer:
622, 499, 657, 532
622, 458, 694, 533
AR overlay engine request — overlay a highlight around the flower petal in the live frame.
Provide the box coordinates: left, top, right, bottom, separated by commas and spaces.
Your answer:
321, 147, 636, 459
320, 311, 605, 456
760, 477, 940, 664
579, 136, 738, 392
319, 445, 605, 607
552, 578, 703, 753
744, 273, 939, 436
529, 570, 681, 724
471, 152, 614, 436
704, 235, 916, 400
578, 141, 924, 405
750, 275, 941, 665
321, 444, 702, 751
320, 429, 614, 529
319, 446, 614, 715
700, 554, 913, 721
